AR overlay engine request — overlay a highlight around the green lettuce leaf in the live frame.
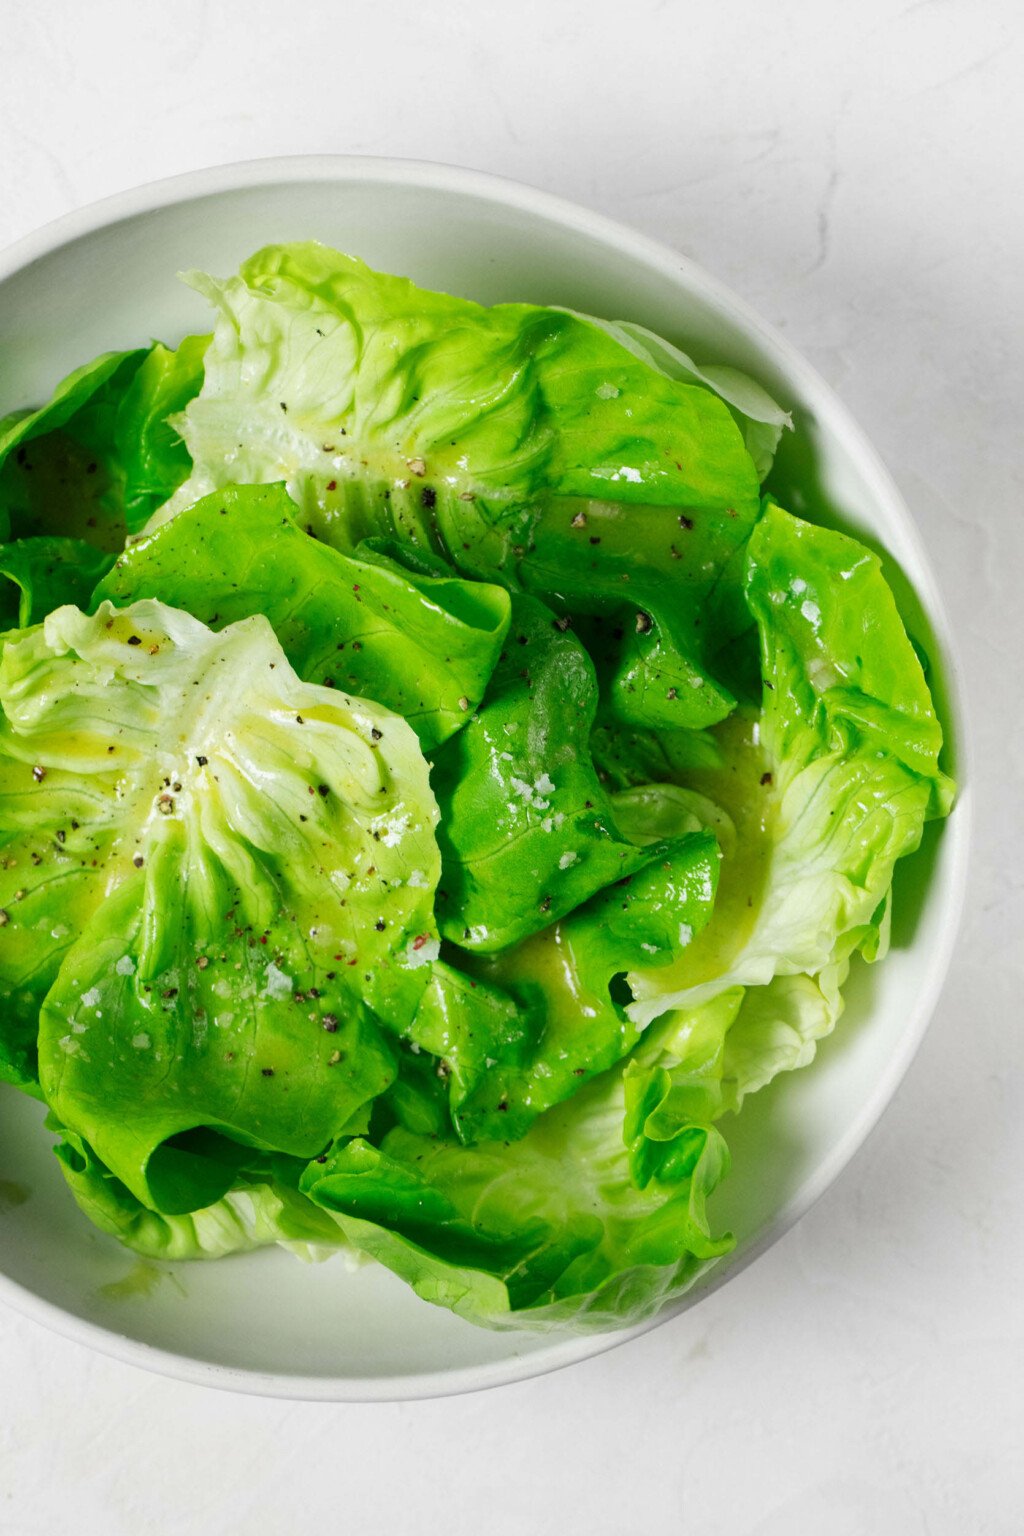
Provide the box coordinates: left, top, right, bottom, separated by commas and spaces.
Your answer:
516, 491, 758, 731
429, 592, 686, 951
96, 482, 511, 749
152, 242, 759, 545
0, 597, 442, 1209
0, 348, 181, 639
619, 502, 954, 1116
0, 335, 207, 564
406, 783, 719, 1145
144, 244, 764, 734
621, 964, 846, 1182
300, 1059, 732, 1331
0, 537, 114, 630
53, 1127, 347, 1262
0, 348, 149, 552
114, 334, 209, 531
575, 315, 792, 481
442, 827, 720, 1141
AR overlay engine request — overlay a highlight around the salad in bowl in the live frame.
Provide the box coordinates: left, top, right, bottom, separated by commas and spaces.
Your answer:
0, 239, 953, 1334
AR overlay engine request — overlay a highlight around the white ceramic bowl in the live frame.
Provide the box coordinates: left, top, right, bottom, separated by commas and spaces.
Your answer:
0, 156, 969, 1400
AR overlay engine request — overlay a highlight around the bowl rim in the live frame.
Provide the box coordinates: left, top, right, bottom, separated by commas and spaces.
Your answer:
0, 153, 972, 1402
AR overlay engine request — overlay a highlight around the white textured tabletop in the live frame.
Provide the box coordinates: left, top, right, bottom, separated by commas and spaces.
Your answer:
1, 3, 1021, 1532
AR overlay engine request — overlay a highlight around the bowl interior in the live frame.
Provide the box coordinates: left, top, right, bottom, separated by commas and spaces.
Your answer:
0, 162, 967, 1398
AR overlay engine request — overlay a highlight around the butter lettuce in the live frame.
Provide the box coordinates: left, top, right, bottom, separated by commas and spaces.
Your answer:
154, 242, 760, 542
97, 482, 511, 750
293, 503, 953, 1327
0, 536, 113, 629
613, 503, 954, 1121
430, 592, 673, 951
54, 1126, 347, 1262
115, 334, 209, 530
412, 825, 720, 1144
574, 314, 792, 481
300, 1064, 732, 1331
147, 244, 767, 731
0, 243, 955, 1335
0, 348, 147, 548
0, 336, 206, 626
1, 598, 441, 1208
